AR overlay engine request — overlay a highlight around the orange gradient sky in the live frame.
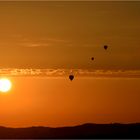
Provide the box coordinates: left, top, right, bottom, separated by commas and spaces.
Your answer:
0, 1, 139, 69
0, 76, 140, 127
0, 1, 140, 127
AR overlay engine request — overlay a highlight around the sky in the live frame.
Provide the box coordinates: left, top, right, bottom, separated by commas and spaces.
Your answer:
0, 76, 140, 127
0, 1, 139, 69
0, 1, 140, 128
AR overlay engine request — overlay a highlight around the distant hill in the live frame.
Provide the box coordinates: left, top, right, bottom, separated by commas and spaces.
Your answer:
0, 123, 140, 138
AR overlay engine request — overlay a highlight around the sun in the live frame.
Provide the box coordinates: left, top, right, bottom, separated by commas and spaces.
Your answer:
0, 78, 12, 93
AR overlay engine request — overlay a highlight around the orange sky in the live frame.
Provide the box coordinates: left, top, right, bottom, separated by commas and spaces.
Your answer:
0, 76, 140, 127
0, 1, 140, 127
0, 1, 139, 69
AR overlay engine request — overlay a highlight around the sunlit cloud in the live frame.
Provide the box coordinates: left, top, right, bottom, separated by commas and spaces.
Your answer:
0, 69, 140, 78
21, 43, 50, 48
19, 37, 71, 48
0, 34, 71, 48
45, 38, 69, 43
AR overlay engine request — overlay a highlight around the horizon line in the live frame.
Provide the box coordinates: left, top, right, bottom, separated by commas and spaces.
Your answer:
1, 122, 140, 129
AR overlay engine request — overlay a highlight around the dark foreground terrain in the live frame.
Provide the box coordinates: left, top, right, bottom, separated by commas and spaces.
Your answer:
0, 123, 140, 138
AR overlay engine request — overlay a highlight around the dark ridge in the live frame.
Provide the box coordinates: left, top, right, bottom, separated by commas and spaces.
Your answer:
0, 123, 140, 138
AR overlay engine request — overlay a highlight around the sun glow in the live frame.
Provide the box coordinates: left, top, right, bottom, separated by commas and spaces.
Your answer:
0, 78, 12, 93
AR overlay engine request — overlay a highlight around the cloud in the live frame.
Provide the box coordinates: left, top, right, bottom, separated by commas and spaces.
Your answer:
45, 38, 69, 43
18, 37, 71, 48
0, 69, 140, 78
21, 43, 50, 48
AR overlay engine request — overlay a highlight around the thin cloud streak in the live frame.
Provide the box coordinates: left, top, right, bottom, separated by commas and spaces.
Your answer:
0, 69, 140, 78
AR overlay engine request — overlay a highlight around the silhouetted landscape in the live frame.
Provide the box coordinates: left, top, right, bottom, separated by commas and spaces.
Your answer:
0, 123, 140, 139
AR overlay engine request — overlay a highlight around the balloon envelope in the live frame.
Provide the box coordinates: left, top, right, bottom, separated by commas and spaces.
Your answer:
69, 75, 74, 81
104, 45, 108, 50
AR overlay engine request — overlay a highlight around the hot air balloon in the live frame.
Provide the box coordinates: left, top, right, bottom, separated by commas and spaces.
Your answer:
69, 74, 74, 81
91, 57, 94, 61
104, 45, 108, 50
